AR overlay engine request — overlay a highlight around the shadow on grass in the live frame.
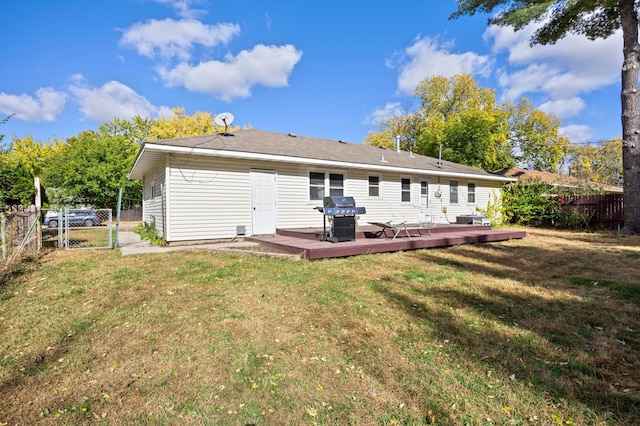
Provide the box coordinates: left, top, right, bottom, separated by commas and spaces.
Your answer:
374, 231, 640, 424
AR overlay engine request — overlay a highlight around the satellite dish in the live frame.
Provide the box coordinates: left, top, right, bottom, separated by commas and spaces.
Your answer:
215, 112, 235, 136
215, 112, 234, 128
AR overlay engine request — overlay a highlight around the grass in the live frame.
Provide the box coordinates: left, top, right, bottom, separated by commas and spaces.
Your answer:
1, 227, 639, 425
42, 225, 113, 250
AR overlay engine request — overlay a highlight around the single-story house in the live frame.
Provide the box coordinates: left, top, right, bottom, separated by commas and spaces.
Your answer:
128, 129, 516, 243
493, 167, 623, 193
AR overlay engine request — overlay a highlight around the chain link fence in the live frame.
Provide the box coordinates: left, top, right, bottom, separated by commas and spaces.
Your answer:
2, 194, 142, 269
42, 208, 113, 250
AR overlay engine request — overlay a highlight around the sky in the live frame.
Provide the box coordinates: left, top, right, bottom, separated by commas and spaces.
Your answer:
0, 0, 625, 147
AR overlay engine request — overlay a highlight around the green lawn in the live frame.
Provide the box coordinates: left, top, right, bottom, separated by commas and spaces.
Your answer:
1, 227, 639, 425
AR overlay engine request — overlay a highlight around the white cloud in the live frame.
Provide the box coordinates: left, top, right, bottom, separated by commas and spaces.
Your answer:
560, 124, 593, 143
485, 23, 621, 100
483, 22, 622, 146
156, 106, 175, 119
538, 97, 585, 119
120, 11, 302, 102
120, 18, 240, 61
154, 0, 208, 19
496, 63, 557, 100
395, 37, 493, 95
157, 44, 303, 101
364, 102, 403, 126
0, 88, 66, 122
69, 78, 170, 121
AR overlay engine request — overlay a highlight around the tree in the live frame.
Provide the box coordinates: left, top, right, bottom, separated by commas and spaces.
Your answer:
0, 151, 36, 208
451, 0, 640, 234
0, 114, 14, 146
442, 110, 514, 170
414, 74, 511, 169
568, 138, 623, 186
366, 75, 511, 167
363, 104, 422, 151
364, 74, 563, 171
504, 98, 570, 172
41, 129, 141, 209
147, 107, 236, 140
100, 116, 155, 145
9, 135, 61, 177
0, 114, 36, 208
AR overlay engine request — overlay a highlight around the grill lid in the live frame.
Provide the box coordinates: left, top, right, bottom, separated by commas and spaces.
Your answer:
323, 196, 356, 208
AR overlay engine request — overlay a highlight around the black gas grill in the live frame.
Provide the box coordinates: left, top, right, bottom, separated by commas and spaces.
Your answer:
318, 196, 366, 243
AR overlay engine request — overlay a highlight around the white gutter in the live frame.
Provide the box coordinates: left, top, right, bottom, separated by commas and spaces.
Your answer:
134, 143, 517, 183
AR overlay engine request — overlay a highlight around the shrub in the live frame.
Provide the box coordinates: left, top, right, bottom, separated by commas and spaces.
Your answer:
551, 208, 591, 230
501, 180, 558, 226
501, 180, 594, 230
134, 217, 165, 246
475, 190, 504, 226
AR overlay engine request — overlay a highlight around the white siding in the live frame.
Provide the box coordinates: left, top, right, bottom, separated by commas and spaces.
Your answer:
426, 178, 503, 224
141, 159, 166, 237
151, 154, 505, 242
167, 155, 251, 241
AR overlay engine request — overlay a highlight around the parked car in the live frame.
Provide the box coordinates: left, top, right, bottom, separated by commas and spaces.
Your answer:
44, 209, 103, 228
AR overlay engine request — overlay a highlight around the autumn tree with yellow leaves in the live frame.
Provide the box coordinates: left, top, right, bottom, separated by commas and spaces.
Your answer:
364, 74, 568, 172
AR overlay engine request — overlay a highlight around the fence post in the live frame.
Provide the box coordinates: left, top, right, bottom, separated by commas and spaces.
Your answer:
36, 208, 42, 250
17, 209, 40, 253
114, 188, 123, 249
1, 213, 6, 261
58, 208, 64, 249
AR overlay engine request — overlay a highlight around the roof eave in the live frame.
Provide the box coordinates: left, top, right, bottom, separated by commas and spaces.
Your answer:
129, 143, 517, 183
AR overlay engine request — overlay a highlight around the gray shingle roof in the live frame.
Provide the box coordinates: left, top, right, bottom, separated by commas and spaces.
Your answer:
130, 129, 514, 181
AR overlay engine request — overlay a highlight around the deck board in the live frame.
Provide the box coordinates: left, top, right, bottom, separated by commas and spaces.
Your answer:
249, 224, 526, 260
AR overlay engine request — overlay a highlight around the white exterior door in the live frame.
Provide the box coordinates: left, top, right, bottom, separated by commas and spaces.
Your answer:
419, 180, 431, 225
419, 180, 430, 208
251, 170, 277, 235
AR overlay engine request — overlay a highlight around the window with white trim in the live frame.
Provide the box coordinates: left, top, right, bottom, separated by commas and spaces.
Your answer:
329, 173, 344, 196
468, 183, 476, 203
309, 172, 325, 200
401, 178, 411, 202
152, 182, 161, 199
450, 180, 458, 204
368, 176, 380, 197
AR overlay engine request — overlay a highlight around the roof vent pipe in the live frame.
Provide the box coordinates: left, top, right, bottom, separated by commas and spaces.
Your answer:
395, 135, 400, 153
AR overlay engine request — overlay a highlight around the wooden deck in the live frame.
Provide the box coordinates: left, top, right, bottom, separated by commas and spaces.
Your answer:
248, 224, 526, 260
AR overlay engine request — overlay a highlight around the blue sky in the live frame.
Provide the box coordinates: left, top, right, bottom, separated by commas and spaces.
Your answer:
0, 0, 624, 146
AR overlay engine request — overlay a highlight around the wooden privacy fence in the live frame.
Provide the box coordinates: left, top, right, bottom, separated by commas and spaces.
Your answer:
119, 207, 142, 222
559, 194, 624, 230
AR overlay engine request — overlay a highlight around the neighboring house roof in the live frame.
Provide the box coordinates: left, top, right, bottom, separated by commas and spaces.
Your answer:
493, 167, 623, 193
129, 129, 516, 182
